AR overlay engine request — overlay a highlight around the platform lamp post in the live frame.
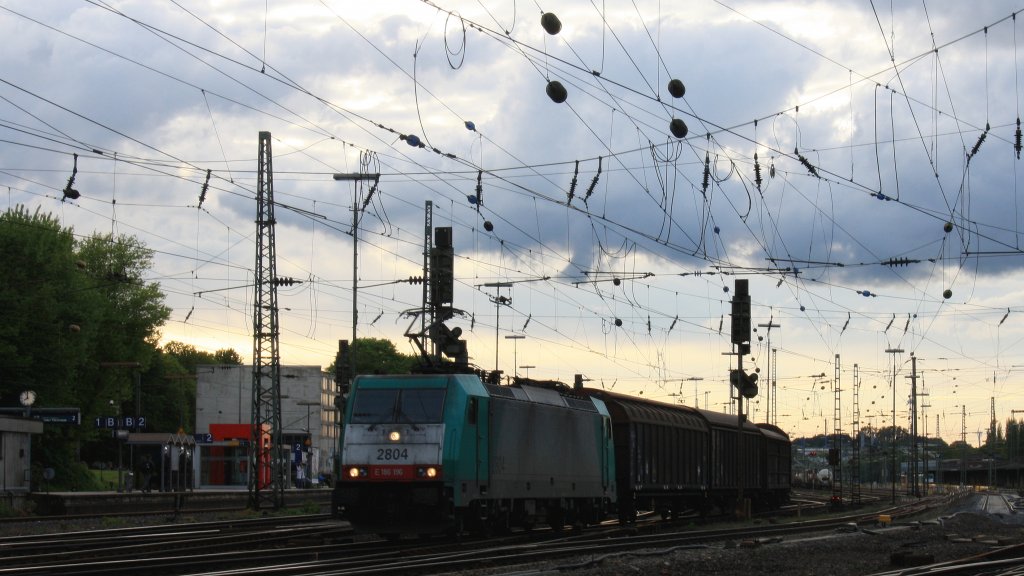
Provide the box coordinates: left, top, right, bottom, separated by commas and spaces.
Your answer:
333, 170, 381, 383
297, 400, 319, 488
885, 347, 904, 505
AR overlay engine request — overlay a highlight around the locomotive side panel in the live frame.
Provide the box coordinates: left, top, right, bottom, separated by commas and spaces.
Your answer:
487, 392, 608, 500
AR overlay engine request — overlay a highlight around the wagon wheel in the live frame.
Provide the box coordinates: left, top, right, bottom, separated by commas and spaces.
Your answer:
547, 506, 566, 531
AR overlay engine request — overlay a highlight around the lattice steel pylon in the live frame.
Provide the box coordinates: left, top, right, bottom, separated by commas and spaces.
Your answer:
831, 353, 843, 505
850, 363, 862, 505
248, 131, 285, 510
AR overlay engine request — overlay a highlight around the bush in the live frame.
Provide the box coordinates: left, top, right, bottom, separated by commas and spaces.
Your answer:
33, 461, 105, 492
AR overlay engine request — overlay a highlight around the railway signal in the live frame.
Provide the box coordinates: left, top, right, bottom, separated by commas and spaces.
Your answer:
730, 369, 759, 399
731, 279, 751, 353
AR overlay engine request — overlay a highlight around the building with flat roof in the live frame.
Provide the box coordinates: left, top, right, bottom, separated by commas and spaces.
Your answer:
1, 415, 43, 509
194, 365, 338, 489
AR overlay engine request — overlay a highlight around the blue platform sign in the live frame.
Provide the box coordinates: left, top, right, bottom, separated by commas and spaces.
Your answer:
94, 415, 147, 429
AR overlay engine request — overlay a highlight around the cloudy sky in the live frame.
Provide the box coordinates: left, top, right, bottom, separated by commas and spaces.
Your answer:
4, 0, 1024, 444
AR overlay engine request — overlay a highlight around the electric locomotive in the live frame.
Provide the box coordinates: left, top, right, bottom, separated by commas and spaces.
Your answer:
333, 373, 616, 536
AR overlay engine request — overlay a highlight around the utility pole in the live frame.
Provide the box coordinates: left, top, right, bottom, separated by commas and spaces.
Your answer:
920, 375, 930, 493
990, 395, 997, 487
333, 165, 381, 381
908, 355, 919, 497
884, 347, 904, 505
756, 320, 780, 425
831, 353, 842, 506
484, 283, 513, 375
961, 405, 967, 487
1012, 409, 1024, 489
851, 363, 861, 505
683, 377, 704, 408
504, 335, 525, 378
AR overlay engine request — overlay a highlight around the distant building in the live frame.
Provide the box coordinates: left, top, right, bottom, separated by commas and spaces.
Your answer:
194, 365, 338, 489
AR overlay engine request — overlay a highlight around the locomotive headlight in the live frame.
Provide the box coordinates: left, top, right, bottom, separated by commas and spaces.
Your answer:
417, 466, 439, 478
347, 467, 363, 479
388, 430, 401, 442
425, 466, 438, 478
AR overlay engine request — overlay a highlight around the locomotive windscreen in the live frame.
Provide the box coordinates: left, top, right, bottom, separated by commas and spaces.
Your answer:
350, 388, 447, 424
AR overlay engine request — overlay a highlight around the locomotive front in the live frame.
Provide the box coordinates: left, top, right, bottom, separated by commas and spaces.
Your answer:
333, 374, 453, 534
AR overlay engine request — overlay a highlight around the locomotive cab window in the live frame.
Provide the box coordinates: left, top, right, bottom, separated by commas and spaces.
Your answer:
399, 389, 446, 422
350, 388, 446, 424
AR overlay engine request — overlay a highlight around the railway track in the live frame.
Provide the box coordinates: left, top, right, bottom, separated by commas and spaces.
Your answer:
0, 488, 984, 576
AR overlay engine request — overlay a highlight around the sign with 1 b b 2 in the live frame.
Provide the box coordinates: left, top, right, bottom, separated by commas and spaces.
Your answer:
94, 415, 147, 429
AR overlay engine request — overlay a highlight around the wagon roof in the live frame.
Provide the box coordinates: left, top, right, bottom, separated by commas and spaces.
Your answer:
582, 388, 708, 430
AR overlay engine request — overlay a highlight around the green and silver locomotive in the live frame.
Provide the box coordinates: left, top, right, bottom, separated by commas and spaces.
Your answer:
333, 373, 617, 536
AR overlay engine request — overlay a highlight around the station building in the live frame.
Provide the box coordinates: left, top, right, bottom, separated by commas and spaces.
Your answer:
193, 365, 338, 489
0, 415, 43, 510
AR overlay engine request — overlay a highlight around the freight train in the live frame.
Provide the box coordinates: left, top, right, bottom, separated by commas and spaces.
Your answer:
331, 371, 791, 536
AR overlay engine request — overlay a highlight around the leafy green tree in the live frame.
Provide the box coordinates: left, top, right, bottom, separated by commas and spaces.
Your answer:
0, 206, 94, 408
141, 349, 193, 434
75, 233, 170, 442
0, 206, 171, 489
213, 348, 243, 365
327, 338, 418, 377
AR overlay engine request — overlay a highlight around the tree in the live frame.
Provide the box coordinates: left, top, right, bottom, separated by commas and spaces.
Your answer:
75, 233, 171, 443
0, 206, 172, 489
327, 338, 418, 378
214, 348, 242, 365
139, 349, 193, 434
0, 206, 93, 408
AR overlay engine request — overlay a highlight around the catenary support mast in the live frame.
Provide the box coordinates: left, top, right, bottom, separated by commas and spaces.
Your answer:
249, 131, 285, 510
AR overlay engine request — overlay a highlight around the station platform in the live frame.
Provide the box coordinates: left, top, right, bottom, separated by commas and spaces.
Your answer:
28, 488, 332, 516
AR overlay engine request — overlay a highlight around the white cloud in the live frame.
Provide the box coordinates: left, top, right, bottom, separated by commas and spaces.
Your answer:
3, 0, 1024, 444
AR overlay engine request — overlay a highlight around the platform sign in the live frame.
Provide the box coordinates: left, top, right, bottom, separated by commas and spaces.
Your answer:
94, 415, 147, 429
193, 433, 214, 444
0, 407, 81, 424
37, 411, 81, 424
